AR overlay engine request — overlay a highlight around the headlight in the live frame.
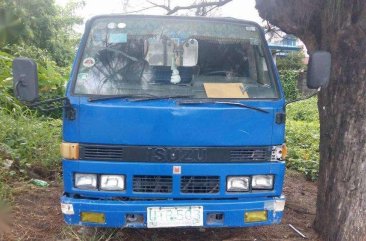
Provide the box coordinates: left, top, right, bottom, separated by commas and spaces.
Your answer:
227, 176, 249, 192
100, 175, 125, 191
74, 173, 97, 190
271, 144, 287, 161
252, 175, 274, 190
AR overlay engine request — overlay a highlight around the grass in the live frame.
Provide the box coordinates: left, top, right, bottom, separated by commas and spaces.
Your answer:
60, 227, 165, 241
0, 108, 62, 174
0, 171, 11, 207
0, 106, 62, 206
61, 227, 118, 241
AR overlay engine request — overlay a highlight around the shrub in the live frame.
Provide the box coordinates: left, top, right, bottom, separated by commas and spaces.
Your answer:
0, 109, 62, 176
276, 52, 306, 71
279, 70, 300, 101
287, 97, 319, 121
286, 97, 320, 180
277, 52, 305, 102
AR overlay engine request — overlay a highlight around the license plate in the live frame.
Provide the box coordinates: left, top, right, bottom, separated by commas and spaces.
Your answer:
147, 206, 203, 228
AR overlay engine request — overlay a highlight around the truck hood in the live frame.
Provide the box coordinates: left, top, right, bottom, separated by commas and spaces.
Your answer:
64, 98, 285, 146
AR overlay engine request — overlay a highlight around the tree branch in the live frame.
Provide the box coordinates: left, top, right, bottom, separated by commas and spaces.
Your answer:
123, 5, 159, 14
264, 20, 284, 41
204, 5, 220, 16
146, 0, 171, 12
147, 0, 233, 15
256, 0, 322, 50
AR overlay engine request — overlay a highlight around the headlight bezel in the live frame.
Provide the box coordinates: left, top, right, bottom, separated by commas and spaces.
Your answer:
251, 175, 274, 190
100, 175, 125, 191
226, 176, 250, 192
74, 173, 126, 191
74, 173, 98, 190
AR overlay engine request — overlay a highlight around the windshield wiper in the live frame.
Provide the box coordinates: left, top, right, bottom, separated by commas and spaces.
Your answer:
88, 94, 192, 102
129, 95, 193, 102
177, 100, 269, 113
89, 96, 267, 113
88, 94, 157, 102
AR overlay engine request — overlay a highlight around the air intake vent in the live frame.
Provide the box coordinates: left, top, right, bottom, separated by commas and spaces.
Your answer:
79, 144, 272, 162
80, 145, 124, 160
133, 175, 172, 193
181, 176, 220, 194
230, 147, 272, 162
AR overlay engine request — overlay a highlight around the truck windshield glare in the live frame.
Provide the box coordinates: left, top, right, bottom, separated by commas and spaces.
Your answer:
74, 17, 278, 99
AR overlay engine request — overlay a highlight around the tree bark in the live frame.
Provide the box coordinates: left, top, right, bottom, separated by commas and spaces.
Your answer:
256, 1, 366, 240
316, 21, 366, 241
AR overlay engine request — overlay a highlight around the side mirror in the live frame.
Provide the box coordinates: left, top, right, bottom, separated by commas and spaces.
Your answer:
12, 57, 39, 102
307, 51, 331, 89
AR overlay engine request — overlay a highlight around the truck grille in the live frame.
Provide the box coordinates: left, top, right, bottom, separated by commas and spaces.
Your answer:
230, 147, 272, 161
181, 176, 220, 193
132, 176, 220, 194
79, 144, 272, 162
80, 145, 124, 160
133, 175, 172, 193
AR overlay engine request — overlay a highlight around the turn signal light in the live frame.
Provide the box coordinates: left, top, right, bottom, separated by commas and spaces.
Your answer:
281, 144, 288, 159
245, 210, 268, 223
271, 144, 288, 161
61, 142, 79, 159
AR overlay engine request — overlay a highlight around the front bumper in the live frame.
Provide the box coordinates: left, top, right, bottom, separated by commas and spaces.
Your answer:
61, 195, 285, 228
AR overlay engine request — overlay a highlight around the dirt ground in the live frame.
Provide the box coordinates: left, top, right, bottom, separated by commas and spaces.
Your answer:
2, 170, 320, 241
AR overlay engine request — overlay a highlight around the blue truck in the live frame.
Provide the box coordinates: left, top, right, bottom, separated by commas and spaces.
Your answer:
12, 15, 330, 229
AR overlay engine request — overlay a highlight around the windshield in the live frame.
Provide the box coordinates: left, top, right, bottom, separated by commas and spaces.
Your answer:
74, 16, 278, 99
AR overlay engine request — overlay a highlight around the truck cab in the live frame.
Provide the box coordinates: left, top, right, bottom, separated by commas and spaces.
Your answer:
58, 14, 287, 228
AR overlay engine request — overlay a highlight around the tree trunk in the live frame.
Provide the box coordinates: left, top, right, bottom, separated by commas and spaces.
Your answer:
315, 24, 366, 241
256, 1, 366, 240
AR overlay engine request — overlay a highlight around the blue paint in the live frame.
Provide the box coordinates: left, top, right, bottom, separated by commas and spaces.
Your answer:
60, 15, 287, 229
65, 98, 284, 146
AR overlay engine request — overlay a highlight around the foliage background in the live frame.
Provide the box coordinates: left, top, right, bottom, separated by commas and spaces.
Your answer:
277, 52, 320, 181
0, 0, 84, 66
0, 0, 84, 204
277, 52, 305, 101
286, 97, 319, 180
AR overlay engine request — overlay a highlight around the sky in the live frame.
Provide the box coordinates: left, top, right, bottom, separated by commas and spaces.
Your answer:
55, 0, 264, 29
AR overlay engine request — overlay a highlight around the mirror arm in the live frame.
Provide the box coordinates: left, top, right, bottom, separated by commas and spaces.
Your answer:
26, 97, 76, 120
285, 87, 321, 106
64, 98, 76, 120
